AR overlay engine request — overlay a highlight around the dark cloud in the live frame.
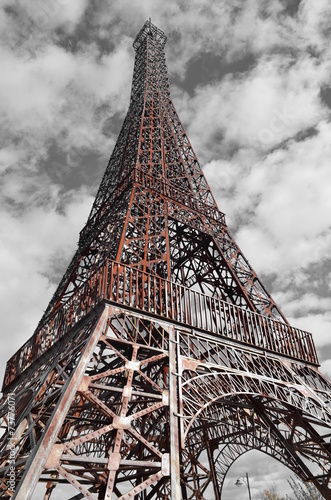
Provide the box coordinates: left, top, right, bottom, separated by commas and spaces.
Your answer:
294, 125, 319, 141
268, 126, 319, 152
320, 86, 331, 110
101, 111, 124, 138
181, 52, 257, 95
280, 0, 302, 17
42, 143, 105, 193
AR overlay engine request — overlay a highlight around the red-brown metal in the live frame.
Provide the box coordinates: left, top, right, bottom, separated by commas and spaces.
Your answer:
0, 20, 330, 500
2, 259, 320, 389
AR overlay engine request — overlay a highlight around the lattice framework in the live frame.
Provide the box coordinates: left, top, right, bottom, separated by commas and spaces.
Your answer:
0, 20, 330, 500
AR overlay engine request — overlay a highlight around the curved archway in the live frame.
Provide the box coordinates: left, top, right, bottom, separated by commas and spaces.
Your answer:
181, 370, 330, 436
182, 401, 307, 498
180, 368, 331, 497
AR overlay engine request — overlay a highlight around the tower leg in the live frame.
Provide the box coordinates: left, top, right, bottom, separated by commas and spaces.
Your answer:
204, 429, 221, 500
14, 307, 109, 500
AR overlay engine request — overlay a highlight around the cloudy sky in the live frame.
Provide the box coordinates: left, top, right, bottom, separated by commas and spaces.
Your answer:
1, 0, 331, 498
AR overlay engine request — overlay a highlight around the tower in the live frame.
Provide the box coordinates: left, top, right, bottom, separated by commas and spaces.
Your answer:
0, 19, 330, 499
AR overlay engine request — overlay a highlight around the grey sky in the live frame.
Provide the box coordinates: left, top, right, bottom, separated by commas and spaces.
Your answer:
1, 1, 331, 498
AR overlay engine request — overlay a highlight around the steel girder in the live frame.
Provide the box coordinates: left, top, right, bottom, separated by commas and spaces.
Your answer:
0, 306, 330, 499
33, 21, 285, 329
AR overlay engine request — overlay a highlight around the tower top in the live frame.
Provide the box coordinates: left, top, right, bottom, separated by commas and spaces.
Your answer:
133, 20, 167, 51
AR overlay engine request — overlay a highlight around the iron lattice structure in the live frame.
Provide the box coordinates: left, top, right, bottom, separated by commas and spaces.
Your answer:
0, 21, 330, 500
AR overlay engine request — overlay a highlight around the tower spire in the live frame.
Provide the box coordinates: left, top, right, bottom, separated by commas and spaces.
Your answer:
44, 21, 286, 327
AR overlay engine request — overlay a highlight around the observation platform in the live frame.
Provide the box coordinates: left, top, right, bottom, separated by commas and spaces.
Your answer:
3, 259, 319, 391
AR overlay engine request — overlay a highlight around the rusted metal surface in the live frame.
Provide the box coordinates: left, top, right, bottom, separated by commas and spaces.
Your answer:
13, 307, 110, 500
169, 326, 181, 499
3, 259, 319, 389
0, 20, 330, 500
0, 310, 330, 498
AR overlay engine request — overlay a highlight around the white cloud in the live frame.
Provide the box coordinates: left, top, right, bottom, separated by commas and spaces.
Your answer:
0, 39, 132, 160
175, 54, 327, 162
299, 0, 331, 51
0, 187, 93, 382
232, 122, 331, 272
320, 359, 331, 378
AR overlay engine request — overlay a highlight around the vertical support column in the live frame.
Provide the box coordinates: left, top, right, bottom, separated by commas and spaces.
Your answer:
168, 326, 181, 499
104, 345, 139, 498
203, 427, 221, 500
14, 306, 110, 500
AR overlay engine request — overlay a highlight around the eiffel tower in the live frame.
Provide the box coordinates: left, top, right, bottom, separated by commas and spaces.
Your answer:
0, 21, 330, 500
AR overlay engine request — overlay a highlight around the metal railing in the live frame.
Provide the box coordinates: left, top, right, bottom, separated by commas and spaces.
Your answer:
3, 259, 318, 389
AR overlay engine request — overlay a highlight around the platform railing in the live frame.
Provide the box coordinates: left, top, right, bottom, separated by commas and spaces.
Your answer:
3, 259, 318, 389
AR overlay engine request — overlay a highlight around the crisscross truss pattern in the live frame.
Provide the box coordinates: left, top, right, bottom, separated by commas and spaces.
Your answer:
32, 18, 287, 336
0, 309, 173, 499
177, 333, 331, 497
0, 308, 330, 499
0, 20, 330, 500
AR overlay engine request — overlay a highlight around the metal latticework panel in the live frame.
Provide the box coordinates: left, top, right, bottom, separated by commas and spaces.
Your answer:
0, 20, 330, 500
